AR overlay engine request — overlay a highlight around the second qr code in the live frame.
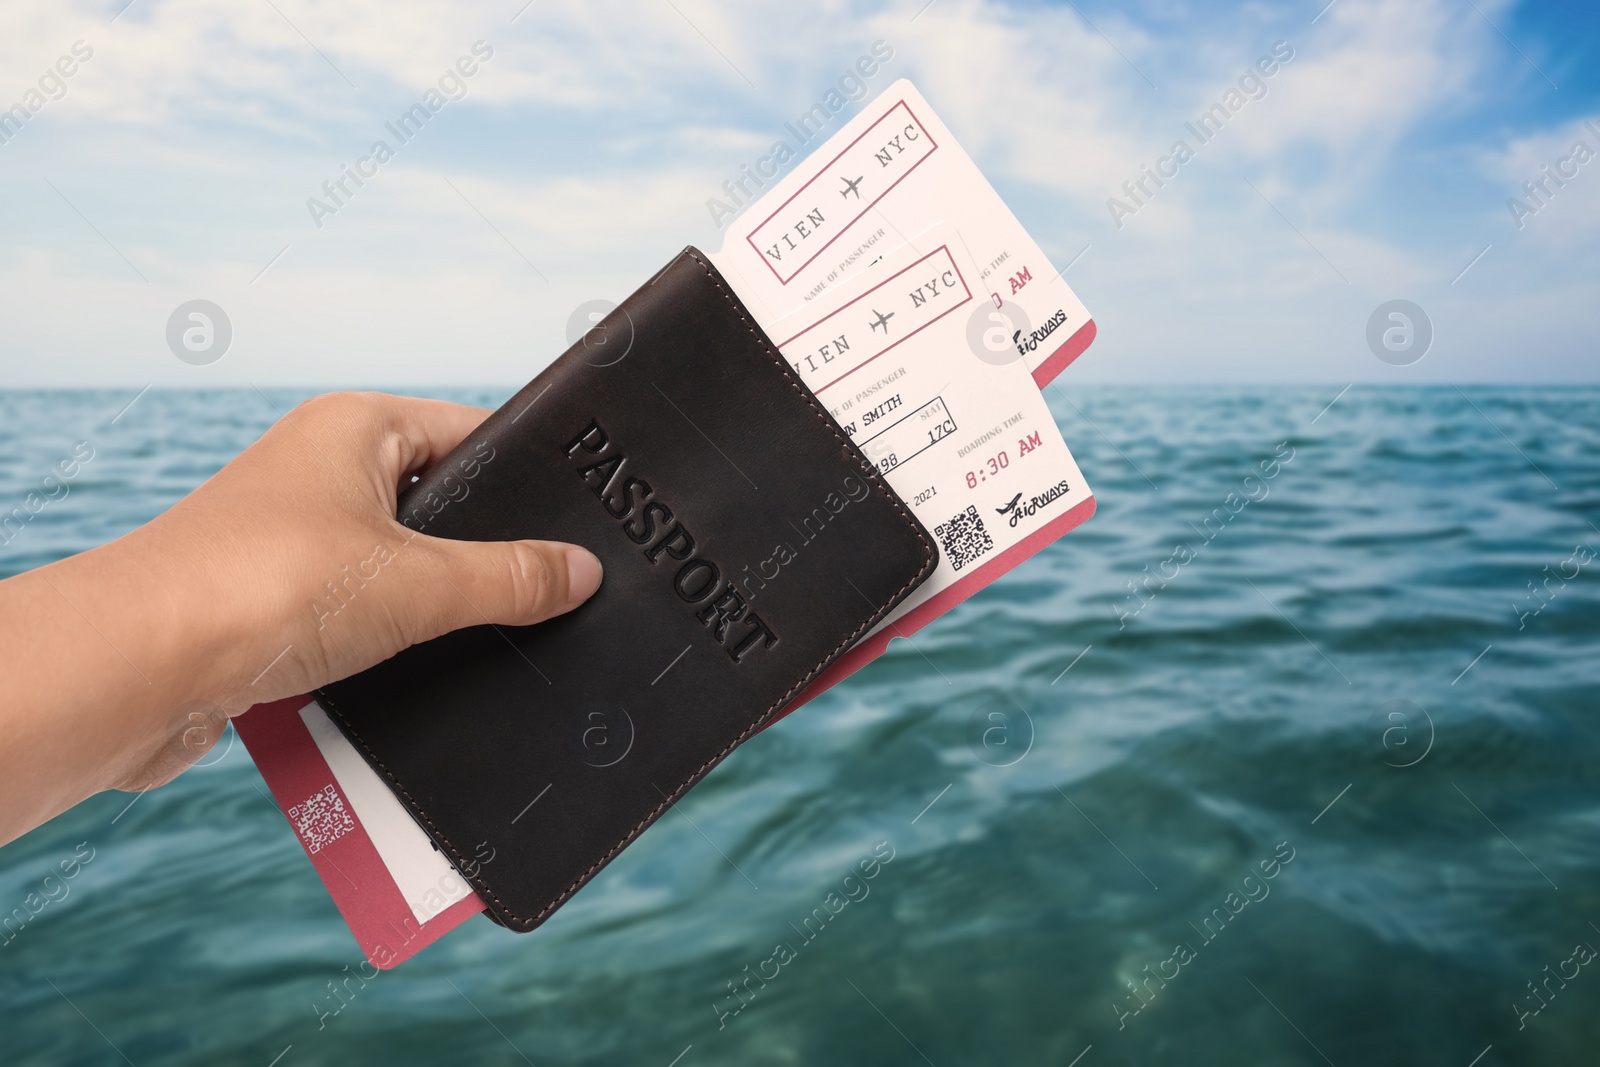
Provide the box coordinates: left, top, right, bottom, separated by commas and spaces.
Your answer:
288, 784, 356, 855
934, 505, 995, 572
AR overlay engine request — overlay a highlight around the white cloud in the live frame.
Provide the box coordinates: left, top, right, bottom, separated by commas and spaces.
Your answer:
1479, 112, 1600, 248
0, 0, 1594, 385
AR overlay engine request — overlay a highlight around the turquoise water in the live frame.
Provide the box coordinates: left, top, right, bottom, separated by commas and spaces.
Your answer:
1, 386, 1596, 1066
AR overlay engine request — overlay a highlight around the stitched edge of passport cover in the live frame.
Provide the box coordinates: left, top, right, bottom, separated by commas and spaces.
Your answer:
315, 248, 936, 931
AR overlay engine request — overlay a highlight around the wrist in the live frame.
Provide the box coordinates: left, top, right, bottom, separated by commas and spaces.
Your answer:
37, 520, 257, 797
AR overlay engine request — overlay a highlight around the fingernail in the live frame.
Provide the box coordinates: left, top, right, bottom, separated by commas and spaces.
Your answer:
565, 547, 603, 606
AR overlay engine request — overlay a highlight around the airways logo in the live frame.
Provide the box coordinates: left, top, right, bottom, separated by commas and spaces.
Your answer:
995, 479, 1071, 529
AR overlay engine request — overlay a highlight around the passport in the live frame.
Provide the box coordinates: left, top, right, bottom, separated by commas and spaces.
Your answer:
308, 247, 936, 934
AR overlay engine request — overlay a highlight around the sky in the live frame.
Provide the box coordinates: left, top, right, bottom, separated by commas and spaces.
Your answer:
0, 0, 1595, 387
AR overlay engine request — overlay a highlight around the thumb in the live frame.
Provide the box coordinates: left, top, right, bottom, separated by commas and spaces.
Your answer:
417, 536, 603, 636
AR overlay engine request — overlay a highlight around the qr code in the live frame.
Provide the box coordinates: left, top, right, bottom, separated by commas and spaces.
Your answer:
288, 784, 355, 855
934, 505, 995, 572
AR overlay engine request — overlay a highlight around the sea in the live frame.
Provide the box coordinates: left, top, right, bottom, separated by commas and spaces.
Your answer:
0, 385, 1596, 1065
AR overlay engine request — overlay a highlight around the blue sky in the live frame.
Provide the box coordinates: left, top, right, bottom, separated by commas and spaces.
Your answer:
0, 0, 1595, 386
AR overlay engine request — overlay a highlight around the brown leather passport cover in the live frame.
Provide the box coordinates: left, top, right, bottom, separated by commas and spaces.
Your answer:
317, 247, 936, 932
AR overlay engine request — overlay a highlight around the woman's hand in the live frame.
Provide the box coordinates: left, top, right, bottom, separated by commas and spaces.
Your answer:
0, 392, 602, 845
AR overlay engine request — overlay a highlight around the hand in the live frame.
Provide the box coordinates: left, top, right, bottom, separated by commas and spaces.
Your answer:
0, 392, 603, 844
